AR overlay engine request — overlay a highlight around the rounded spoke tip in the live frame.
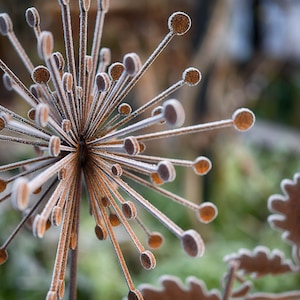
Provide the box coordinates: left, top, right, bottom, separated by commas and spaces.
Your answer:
181, 229, 205, 257
168, 12, 191, 36
232, 108, 255, 132
0, 248, 8, 265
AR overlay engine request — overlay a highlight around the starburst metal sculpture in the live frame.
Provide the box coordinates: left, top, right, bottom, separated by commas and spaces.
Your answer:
0, 1, 255, 299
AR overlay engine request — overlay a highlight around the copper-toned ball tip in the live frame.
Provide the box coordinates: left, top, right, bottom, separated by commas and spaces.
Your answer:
32, 66, 51, 84
232, 108, 255, 132
11, 177, 30, 211
51, 206, 63, 226
49, 135, 61, 157
32, 214, 47, 238
147, 232, 164, 249
0, 179, 7, 192
168, 12, 191, 36
193, 156, 212, 175
0, 13, 13, 36
38, 31, 54, 60
0, 248, 8, 265
181, 229, 205, 257
109, 213, 121, 227
140, 250, 156, 270
124, 53, 141, 76
124, 136, 140, 155
25, 7, 40, 28
111, 163, 123, 177
163, 99, 185, 127
118, 103, 132, 116
197, 202, 218, 224
157, 161, 176, 183
95, 225, 107, 240
96, 72, 111, 92
109, 62, 124, 81
122, 201, 137, 219
35, 103, 49, 127
183, 68, 202, 86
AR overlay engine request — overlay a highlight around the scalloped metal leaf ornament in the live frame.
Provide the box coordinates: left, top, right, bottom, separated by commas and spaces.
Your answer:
268, 173, 300, 263
140, 276, 221, 300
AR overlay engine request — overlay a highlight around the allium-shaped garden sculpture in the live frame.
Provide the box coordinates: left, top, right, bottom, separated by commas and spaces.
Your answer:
0, 1, 255, 299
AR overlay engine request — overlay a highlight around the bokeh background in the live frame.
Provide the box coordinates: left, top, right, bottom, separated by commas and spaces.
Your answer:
0, 0, 300, 299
